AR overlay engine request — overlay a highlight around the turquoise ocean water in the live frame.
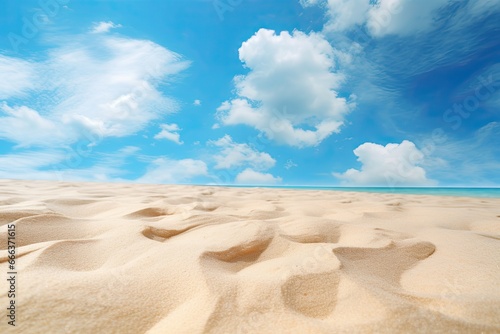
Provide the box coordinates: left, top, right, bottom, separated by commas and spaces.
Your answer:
225, 186, 500, 198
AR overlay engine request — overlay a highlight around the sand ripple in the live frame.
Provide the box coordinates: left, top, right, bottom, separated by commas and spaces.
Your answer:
0, 180, 499, 333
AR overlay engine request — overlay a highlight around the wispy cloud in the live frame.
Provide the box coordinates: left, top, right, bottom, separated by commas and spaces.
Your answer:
0, 103, 63, 147
0, 147, 137, 182
0, 30, 190, 148
420, 122, 500, 186
90, 21, 122, 34
310, 0, 499, 38
0, 24, 193, 183
0, 151, 65, 179
0, 56, 38, 99
307, 0, 500, 138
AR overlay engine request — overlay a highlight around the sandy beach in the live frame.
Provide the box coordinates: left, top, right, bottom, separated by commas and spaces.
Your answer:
0, 179, 499, 333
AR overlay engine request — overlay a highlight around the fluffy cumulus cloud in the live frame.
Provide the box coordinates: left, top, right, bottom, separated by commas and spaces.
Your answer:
209, 135, 276, 170
154, 123, 183, 144
334, 140, 434, 186
235, 168, 282, 185
137, 158, 208, 184
217, 28, 353, 147
0, 33, 189, 148
208, 135, 281, 184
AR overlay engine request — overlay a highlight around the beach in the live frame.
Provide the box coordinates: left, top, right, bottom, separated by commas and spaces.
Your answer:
0, 179, 499, 333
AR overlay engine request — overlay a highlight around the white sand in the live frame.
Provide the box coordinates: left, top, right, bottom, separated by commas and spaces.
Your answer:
0, 179, 499, 333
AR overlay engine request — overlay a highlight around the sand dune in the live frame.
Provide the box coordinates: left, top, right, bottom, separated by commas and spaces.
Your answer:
0, 180, 499, 333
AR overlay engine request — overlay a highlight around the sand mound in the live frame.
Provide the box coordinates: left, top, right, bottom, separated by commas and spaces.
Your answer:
0, 180, 499, 333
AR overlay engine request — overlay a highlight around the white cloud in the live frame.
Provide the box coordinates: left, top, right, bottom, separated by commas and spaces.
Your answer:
0, 103, 64, 147
334, 140, 434, 186
420, 122, 500, 186
0, 145, 210, 185
119, 146, 140, 155
209, 134, 276, 170
318, 0, 450, 37
467, 0, 500, 16
0, 150, 65, 181
217, 28, 353, 147
0, 148, 136, 182
312, 1, 500, 135
299, 0, 321, 7
0, 151, 65, 179
235, 168, 282, 185
193, 99, 201, 106
0, 56, 38, 99
154, 123, 183, 144
323, 0, 372, 32
0, 34, 190, 147
0, 30, 193, 183
284, 159, 298, 169
137, 158, 208, 184
320, 0, 448, 36
366, 0, 449, 37
91, 21, 122, 34
318, 0, 500, 38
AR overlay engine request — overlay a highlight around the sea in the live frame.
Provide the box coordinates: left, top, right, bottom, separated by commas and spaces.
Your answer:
223, 186, 500, 198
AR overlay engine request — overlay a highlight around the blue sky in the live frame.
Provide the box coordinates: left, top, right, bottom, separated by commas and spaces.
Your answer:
0, 0, 499, 186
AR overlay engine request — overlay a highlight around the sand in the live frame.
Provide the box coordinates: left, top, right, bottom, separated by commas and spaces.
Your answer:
0, 179, 499, 333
